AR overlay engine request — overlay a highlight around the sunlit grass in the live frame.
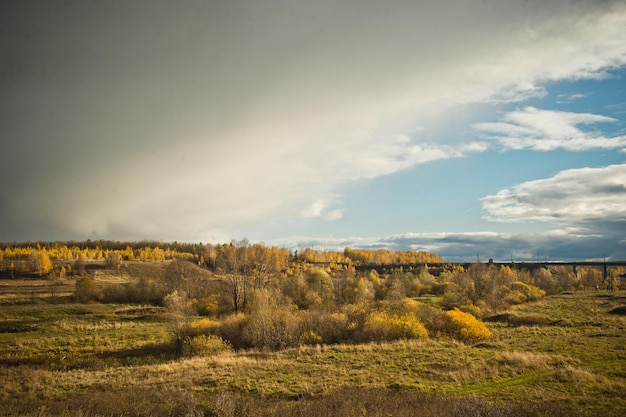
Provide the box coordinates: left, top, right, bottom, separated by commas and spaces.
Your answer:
1, 290, 625, 415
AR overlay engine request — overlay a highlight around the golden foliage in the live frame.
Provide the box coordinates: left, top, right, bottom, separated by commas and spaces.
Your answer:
443, 308, 492, 344
363, 310, 429, 342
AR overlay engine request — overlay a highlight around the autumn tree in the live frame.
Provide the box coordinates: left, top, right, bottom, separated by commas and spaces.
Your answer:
74, 255, 87, 276
29, 250, 52, 276
105, 251, 123, 271
581, 267, 603, 292
305, 268, 335, 308
355, 277, 375, 305
203, 244, 217, 268
249, 244, 285, 291
281, 267, 309, 308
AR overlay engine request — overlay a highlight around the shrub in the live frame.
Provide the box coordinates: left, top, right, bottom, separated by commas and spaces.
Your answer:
362, 311, 428, 342
511, 281, 546, 302
383, 297, 421, 316
414, 303, 449, 338
192, 294, 221, 316
443, 308, 492, 344
182, 334, 232, 357
459, 304, 482, 318
188, 318, 219, 336
243, 290, 303, 351
209, 313, 249, 350
503, 290, 527, 305
102, 277, 166, 305
309, 311, 350, 344
299, 330, 323, 346
75, 275, 102, 303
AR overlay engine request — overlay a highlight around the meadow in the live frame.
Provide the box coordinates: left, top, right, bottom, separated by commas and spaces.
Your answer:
1, 283, 625, 415
0, 244, 625, 416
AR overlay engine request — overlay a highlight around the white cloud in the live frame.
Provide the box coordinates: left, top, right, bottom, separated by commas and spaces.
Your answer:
482, 82, 548, 103
323, 209, 346, 222
475, 107, 626, 151
481, 163, 626, 224
299, 198, 345, 221
299, 200, 328, 219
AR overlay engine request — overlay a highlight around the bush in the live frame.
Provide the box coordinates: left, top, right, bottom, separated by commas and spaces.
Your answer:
188, 318, 219, 336
209, 313, 249, 350
362, 310, 429, 342
308, 311, 350, 344
459, 304, 482, 318
504, 290, 527, 305
182, 334, 232, 357
502, 282, 546, 306
75, 275, 102, 303
443, 308, 492, 344
415, 303, 447, 338
299, 330, 323, 346
242, 290, 303, 351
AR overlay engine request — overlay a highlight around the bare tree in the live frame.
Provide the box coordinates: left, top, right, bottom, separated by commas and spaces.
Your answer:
163, 290, 195, 355
216, 241, 251, 313
105, 251, 123, 273
164, 260, 205, 300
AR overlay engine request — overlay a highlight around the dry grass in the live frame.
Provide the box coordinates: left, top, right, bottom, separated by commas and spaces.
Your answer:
1, 279, 625, 415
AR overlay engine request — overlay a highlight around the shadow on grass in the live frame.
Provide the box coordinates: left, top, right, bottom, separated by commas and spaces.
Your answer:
2, 341, 177, 370
91, 341, 177, 366
2, 386, 615, 417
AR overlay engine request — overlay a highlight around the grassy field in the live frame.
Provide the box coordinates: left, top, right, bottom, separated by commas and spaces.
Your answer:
0, 273, 625, 416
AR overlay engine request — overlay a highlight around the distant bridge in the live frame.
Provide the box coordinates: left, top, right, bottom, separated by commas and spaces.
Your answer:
349, 260, 626, 280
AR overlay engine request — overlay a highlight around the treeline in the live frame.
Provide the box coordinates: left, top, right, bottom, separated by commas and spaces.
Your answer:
0, 239, 442, 276
0, 240, 201, 262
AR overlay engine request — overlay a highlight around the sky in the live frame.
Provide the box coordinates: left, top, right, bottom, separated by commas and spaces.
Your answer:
1, 0, 626, 261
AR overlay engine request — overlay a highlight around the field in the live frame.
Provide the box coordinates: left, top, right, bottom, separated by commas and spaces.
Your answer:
1, 271, 625, 416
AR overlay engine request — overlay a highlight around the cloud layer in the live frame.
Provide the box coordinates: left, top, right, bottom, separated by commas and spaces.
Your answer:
2, 1, 626, 247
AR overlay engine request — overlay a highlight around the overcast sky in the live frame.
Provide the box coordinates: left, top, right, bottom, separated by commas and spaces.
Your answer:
1, 0, 626, 261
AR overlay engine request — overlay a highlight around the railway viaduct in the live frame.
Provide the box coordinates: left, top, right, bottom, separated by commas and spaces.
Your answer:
352, 260, 626, 281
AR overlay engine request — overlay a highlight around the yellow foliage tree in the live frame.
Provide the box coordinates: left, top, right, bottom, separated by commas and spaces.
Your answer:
29, 250, 52, 276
